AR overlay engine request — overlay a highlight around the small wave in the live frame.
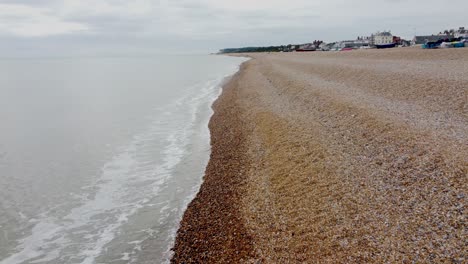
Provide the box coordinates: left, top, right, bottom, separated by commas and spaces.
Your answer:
0, 77, 225, 264
1, 56, 248, 264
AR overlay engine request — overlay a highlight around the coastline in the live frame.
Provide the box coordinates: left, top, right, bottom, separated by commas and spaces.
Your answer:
171, 61, 256, 262
172, 48, 467, 263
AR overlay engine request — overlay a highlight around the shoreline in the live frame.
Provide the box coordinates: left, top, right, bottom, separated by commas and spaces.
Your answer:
171, 61, 256, 262
171, 48, 467, 262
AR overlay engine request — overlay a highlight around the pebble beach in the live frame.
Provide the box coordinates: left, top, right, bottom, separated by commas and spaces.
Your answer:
172, 47, 467, 263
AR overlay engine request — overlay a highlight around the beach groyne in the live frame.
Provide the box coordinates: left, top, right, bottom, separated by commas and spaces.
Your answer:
172, 48, 467, 263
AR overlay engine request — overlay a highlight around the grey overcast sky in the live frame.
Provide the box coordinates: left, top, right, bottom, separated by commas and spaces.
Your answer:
0, 0, 466, 56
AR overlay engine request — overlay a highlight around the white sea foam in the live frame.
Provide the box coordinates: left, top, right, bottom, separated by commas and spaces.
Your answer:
0, 76, 227, 264
0, 57, 247, 264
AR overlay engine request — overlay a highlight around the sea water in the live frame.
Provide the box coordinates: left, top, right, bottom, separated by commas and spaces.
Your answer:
0, 55, 246, 264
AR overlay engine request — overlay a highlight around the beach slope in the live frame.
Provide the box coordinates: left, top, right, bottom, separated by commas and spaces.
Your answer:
172, 48, 467, 263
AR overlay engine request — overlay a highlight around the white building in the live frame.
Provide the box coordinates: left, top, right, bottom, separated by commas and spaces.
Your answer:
454, 27, 468, 39
373, 31, 393, 45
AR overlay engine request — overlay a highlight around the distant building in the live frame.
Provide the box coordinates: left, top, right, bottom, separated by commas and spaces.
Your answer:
287, 44, 301, 52
373, 31, 394, 45
454, 27, 468, 39
353, 36, 371, 48
400, 39, 411, 47
333, 41, 349, 49
412, 35, 451, 45
319, 42, 334, 51
392, 36, 410, 47
321, 42, 337, 51
297, 43, 317, 51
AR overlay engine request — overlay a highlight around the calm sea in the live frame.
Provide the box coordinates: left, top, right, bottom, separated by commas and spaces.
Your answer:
0, 55, 246, 264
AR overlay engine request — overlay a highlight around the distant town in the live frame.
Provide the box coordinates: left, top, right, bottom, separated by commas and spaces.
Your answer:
220, 27, 468, 53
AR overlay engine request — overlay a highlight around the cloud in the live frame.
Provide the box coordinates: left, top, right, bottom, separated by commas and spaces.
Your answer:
0, 0, 467, 54
0, 3, 88, 37
59, 0, 154, 18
